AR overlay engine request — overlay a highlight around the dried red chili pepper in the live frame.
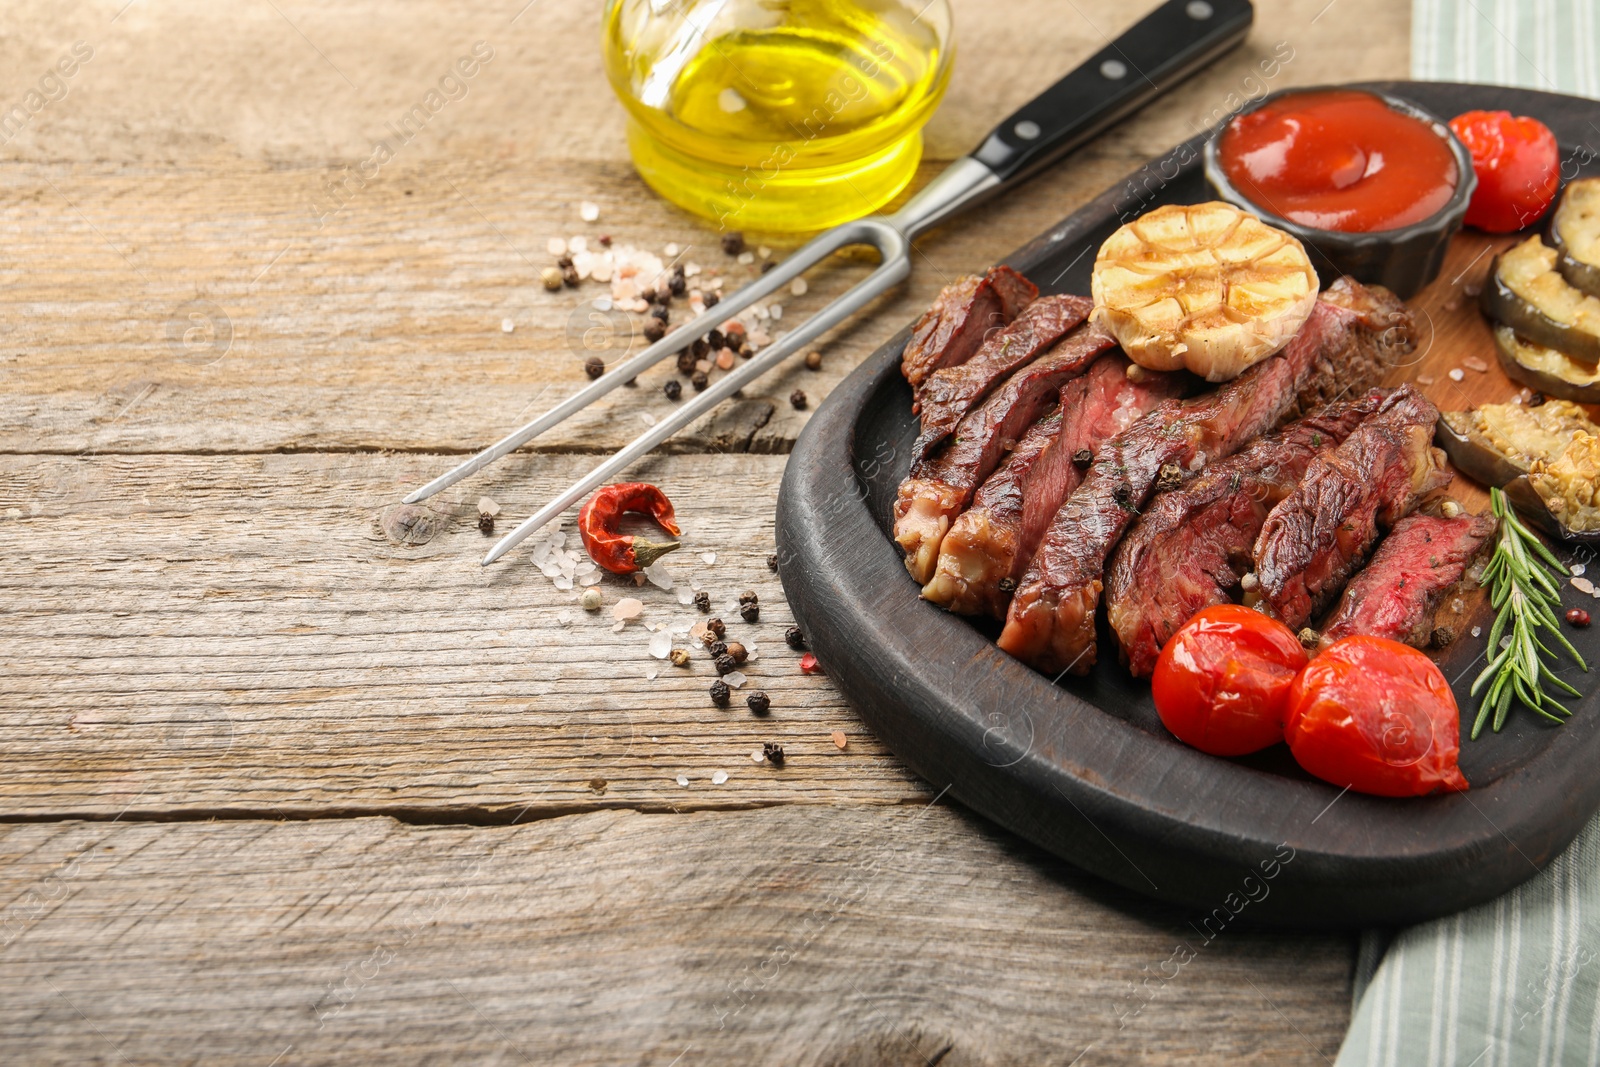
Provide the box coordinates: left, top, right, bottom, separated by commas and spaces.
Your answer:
578, 482, 681, 574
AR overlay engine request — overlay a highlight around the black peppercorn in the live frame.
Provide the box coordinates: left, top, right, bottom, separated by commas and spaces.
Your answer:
478, 513, 495, 535
649, 304, 669, 321
639, 286, 657, 304
784, 626, 806, 651
676, 348, 697, 375
708, 640, 728, 658
726, 641, 748, 664
1072, 448, 1093, 468
643, 318, 666, 343
691, 370, 709, 392
738, 590, 758, 606
707, 617, 726, 639
691, 337, 710, 358
1431, 626, 1456, 648
740, 602, 760, 623
584, 356, 604, 379
804, 351, 823, 371
707, 329, 725, 350
763, 742, 784, 765
704, 291, 720, 308
556, 253, 574, 269
1156, 463, 1183, 491
664, 379, 682, 400
561, 265, 581, 288
714, 653, 737, 675
669, 269, 686, 297
693, 590, 710, 613
767, 553, 779, 572
747, 691, 771, 715
721, 231, 745, 256
790, 389, 808, 410
760, 260, 776, 273
1529, 392, 1546, 407
710, 680, 731, 707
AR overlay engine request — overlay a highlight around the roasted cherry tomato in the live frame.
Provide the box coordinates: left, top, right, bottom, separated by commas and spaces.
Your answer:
1151, 605, 1308, 757
1284, 636, 1469, 797
1449, 110, 1560, 232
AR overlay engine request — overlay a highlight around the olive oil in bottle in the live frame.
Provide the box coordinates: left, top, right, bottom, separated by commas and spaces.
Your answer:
603, 0, 953, 233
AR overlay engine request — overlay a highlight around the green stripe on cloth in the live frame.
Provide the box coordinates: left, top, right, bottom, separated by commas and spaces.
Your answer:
1337, 822, 1600, 1066
1412, 0, 1600, 99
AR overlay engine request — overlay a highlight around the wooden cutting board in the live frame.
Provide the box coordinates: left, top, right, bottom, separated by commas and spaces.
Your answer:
776, 81, 1600, 928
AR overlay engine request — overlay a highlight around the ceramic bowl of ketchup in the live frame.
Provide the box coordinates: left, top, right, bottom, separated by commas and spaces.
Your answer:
1204, 87, 1476, 299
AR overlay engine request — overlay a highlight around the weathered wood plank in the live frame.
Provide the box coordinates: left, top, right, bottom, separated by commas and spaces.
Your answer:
0, 0, 1408, 458
0, 451, 935, 820
0, 807, 1353, 1065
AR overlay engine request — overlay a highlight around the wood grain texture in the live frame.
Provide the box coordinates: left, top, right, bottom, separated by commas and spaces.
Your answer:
0, 808, 1353, 1066
0, 451, 935, 820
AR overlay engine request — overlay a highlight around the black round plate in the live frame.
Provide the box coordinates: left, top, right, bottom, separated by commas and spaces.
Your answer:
776, 82, 1600, 928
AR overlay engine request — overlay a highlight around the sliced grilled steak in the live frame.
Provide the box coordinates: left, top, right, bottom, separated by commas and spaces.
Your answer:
996, 279, 1411, 676
1320, 512, 1497, 647
924, 354, 1184, 618
1106, 391, 1387, 677
911, 294, 1092, 467
1254, 385, 1453, 631
901, 266, 1038, 396
894, 324, 1116, 583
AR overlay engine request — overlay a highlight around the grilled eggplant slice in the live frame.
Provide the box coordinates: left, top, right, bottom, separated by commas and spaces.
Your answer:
1481, 236, 1600, 364
1552, 177, 1600, 298
1436, 399, 1600, 542
1492, 324, 1600, 402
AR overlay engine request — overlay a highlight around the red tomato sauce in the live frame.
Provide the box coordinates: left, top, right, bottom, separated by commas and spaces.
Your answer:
1218, 90, 1459, 233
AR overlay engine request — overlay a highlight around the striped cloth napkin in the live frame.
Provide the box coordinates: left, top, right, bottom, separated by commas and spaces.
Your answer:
1338, 3, 1600, 1064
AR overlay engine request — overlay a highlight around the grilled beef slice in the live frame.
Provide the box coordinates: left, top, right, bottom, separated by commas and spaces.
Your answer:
894, 324, 1115, 583
911, 294, 1092, 467
996, 279, 1412, 676
901, 266, 1038, 396
1320, 512, 1497, 647
924, 354, 1184, 618
1105, 391, 1387, 677
1254, 384, 1453, 631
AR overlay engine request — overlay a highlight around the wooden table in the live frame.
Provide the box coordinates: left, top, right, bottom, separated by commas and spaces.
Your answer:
0, 1, 1410, 1061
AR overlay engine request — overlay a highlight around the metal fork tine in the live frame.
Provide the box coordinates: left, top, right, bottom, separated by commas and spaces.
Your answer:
481, 219, 910, 565
402, 224, 868, 505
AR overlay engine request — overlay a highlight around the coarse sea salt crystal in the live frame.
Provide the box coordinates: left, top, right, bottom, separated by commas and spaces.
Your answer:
612, 620, 626, 633
501, 318, 515, 333
570, 235, 589, 255
701, 551, 717, 564
1574, 576, 1596, 595
646, 669, 658, 680
738, 251, 755, 265
758, 246, 771, 259
712, 770, 729, 785
664, 242, 680, 256
770, 305, 783, 320
644, 561, 675, 590
649, 630, 673, 659
790, 277, 807, 296
575, 560, 597, 576
724, 670, 746, 688
580, 201, 600, 222
1471, 626, 1482, 638
1448, 368, 1466, 382
751, 748, 765, 763
578, 571, 602, 586
540, 560, 562, 578
554, 576, 574, 590
548, 237, 567, 256
677, 587, 694, 606
640, 412, 656, 427
593, 296, 612, 311
1573, 563, 1588, 577
556, 610, 572, 626
676, 775, 689, 787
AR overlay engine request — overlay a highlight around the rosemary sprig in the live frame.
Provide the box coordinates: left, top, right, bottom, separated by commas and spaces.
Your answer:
1469, 488, 1589, 738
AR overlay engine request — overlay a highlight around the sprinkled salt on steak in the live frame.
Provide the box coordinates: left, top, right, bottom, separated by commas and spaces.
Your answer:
1105, 391, 1386, 677
894, 323, 1114, 584
997, 279, 1411, 677
924, 354, 1184, 618
1320, 512, 1497, 647
1254, 384, 1453, 631
901, 266, 1038, 396
910, 294, 1092, 468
